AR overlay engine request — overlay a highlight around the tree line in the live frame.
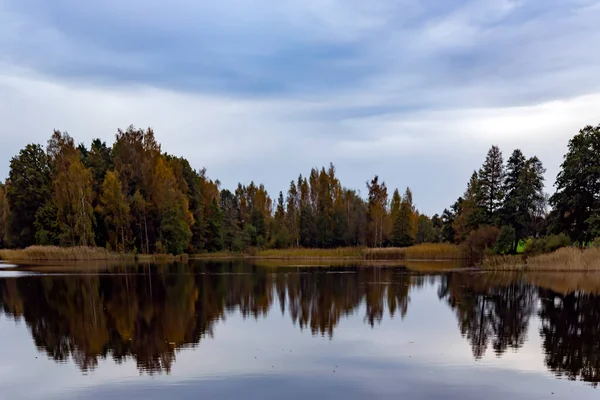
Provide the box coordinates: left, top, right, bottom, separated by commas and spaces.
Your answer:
0, 127, 433, 253
0, 124, 598, 254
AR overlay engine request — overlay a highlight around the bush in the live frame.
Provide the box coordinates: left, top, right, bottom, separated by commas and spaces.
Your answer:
463, 225, 500, 260
523, 234, 571, 256
590, 238, 600, 248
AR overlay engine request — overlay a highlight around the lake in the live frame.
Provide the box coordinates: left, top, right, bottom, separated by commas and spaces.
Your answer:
0, 261, 598, 399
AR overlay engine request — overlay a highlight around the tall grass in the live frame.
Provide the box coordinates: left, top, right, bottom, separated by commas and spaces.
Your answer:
526, 247, 600, 271
363, 243, 464, 260
257, 247, 364, 259
0, 246, 135, 261
480, 247, 600, 271
0, 246, 189, 263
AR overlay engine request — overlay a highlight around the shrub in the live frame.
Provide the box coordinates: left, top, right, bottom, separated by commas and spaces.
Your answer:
523, 234, 571, 256
590, 238, 600, 248
463, 225, 500, 260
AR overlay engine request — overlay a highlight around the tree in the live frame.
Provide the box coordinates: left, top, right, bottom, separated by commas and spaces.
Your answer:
0, 183, 6, 247
6, 144, 52, 247
550, 124, 600, 244
502, 150, 546, 251
151, 156, 193, 254
453, 172, 487, 242
392, 187, 416, 247
132, 190, 150, 253
478, 145, 505, 222
49, 131, 95, 246
220, 189, 241, 251
494, 225, 516, 254
99, 170, 130, 251
366, 176, 388, 247
416, 214, 436, 244
286, 181, 299, 247
270, 191, 291, 249
33, 200, 60, 245
441, 207, 456, 243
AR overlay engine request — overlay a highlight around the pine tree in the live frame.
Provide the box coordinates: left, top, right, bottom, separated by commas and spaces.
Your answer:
392, 187, 416, 247
478, 145, 505, 222
503, 149, 546, 251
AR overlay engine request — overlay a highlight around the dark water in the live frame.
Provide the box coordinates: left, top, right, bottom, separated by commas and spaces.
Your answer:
0, 261, 599, 399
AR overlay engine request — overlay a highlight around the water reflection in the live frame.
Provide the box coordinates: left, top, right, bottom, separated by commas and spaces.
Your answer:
0, 262, 599, 387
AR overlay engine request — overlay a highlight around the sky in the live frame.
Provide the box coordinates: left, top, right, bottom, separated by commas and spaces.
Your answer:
1, 0, 599, 214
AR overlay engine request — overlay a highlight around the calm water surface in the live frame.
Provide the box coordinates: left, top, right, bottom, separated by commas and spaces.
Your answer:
0, 261, 598, 399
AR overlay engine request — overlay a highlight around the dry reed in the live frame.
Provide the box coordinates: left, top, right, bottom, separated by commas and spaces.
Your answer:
480, 247, 600, 271
0, 246, 134, 261
363, 243, 464, 260
525, 247, 600, 271
256, 247, 364, 259
0, 246, 189, 263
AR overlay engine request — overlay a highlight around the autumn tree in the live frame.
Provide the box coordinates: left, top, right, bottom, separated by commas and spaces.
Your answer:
99, 170, 130, 251
367, 176, 388, 247
48, 131, 95, 246
151, 156, 193, 254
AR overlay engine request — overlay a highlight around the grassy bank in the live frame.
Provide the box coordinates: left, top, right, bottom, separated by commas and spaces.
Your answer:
0, 246, 188, 263
480, 247, 600, 271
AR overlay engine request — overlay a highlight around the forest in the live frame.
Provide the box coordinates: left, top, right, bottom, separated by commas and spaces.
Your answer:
0, 124, 599, 255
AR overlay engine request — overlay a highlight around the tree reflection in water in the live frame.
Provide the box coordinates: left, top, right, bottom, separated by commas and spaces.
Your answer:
0, 262, 598, 386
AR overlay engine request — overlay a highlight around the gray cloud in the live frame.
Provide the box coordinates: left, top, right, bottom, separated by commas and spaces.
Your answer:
1, 0, 599, 214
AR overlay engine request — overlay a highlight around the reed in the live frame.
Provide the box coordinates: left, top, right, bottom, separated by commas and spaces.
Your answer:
363, 243, 464, 260
479, 254, 526, 270
256, 247, 364, 259
480, 247, 600, 271
0, 246, 135, 261
0, 246, 189, 263
525, 247, 600, 271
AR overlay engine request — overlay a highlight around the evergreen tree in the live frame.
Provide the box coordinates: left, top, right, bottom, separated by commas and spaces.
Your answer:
478, 145, 505, 222
550, 124, 600, 243
500, 150, 546, 249
453, 172, 486, 242
392, 187, 416, 247
220, 189, 241, 250
6, 144, 52, 247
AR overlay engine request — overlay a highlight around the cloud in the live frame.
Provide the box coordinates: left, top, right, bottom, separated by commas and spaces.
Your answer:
1, 0, 600, 214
